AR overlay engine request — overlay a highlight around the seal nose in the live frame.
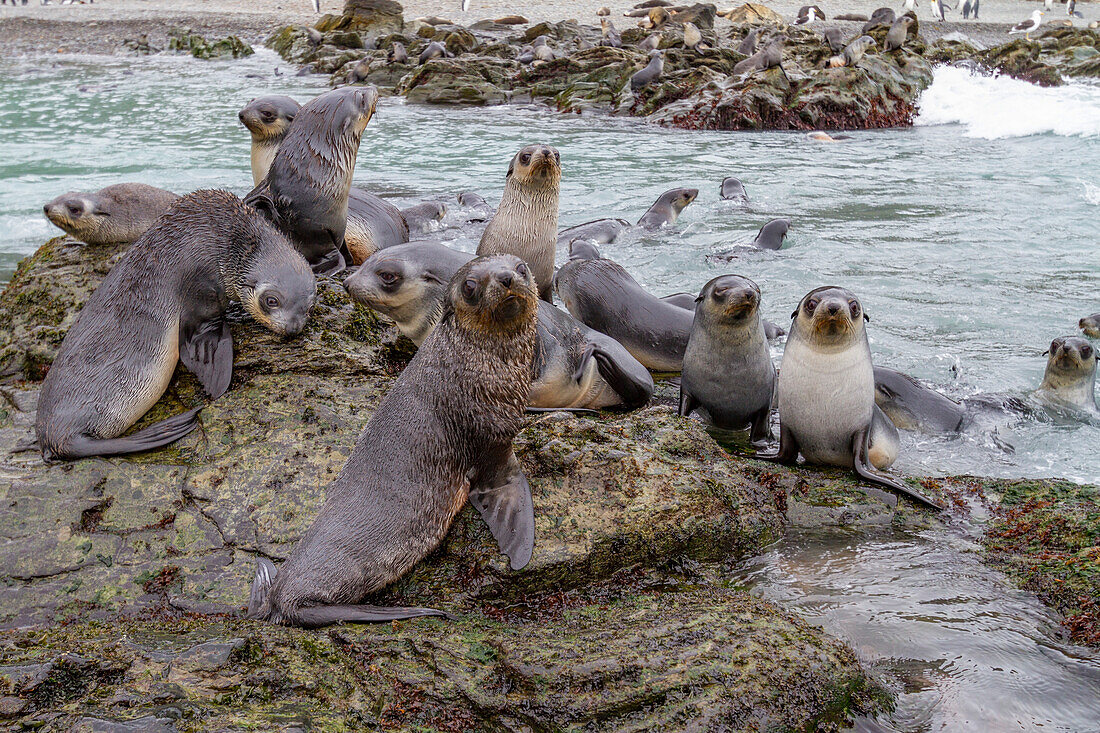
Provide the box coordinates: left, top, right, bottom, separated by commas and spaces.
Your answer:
497, 272, 514, 288
238, 110, 246, 124
826, 301, 841, 316
43, 204, 51, 215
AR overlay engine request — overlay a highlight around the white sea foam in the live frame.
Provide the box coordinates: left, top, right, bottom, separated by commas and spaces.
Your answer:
916, 65, 1100, 139
1083, 181, 1100, 205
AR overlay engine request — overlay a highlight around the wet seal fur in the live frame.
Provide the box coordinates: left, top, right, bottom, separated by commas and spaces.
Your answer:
477, 144, 561, 301
244, 87, 379, 274
1037, 336, 1098, 413
43, 183, 180, 245
248, 255, 539, 628
239, 92, 408, 266
35, 190, 315, 461
873, 367, 966, 433
344, 243, 653, 410
762, 286, 942, 509
679, 275, 775, 439
637, 187, 698, 229
1079, 313, 1100, 338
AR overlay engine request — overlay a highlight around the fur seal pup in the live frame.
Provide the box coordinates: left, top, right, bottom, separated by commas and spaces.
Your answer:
43, 184, 180, 246
557, 218, 631, 246
720, 177, 749, 203
418, 41, 451, 65
388, 41, 408, 64
733, 38, 784, 75
638, 33, 661, 52
248, 255, 540, 627
873, 367, 966, 433
1080, 314, 1100, 338
631, 50, 664, 92
239, 94, 409, 264
345, 243, 654, 410
554, 242, 692, 372
823, 27, 846, 53
458, 191, 493, 222
238, 95, 301, 186
660, 293, 786, 340
862, 6, 895, 32
244, 87, 379, 274
738, 27, 763, 55
35, 190, 315, 461
477, 144, 561, 302
1037, 336, 1098, 412
637, 187, 698, 229
884, 16, 914, 51
679, 275, 776, 439
833, 35, 875, 68
753, 218, 790, 249
764, 287, 942, 509
601, 18, 623, 47
683, 22, 705, 51
401, 201, 447, 234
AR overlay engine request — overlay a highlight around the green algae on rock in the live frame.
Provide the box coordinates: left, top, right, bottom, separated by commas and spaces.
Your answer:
166, 28, 253, 60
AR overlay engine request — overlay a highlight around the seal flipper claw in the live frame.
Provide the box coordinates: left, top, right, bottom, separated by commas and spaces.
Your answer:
593, 346, 653, 409
180, 319, 233, 399
59, 407, 202, 460
468, 451, 535, 570
572, 342, 597, 383
852, 430, 943, 510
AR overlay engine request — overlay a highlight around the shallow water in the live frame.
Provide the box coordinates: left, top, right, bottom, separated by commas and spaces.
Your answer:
736, 525, 1100, 732
3, 46, 1100, 731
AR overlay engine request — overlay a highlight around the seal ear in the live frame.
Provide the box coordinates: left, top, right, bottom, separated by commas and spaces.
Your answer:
246, 192, 279, 224
422, 271, 444, 285
864, 312, 870, 322
506, 157, 516, 178
790, 308, 798, 320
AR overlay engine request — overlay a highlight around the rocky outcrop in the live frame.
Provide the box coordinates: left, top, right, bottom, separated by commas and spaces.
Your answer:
315, 0, 405, 35
166, 28, 253, 59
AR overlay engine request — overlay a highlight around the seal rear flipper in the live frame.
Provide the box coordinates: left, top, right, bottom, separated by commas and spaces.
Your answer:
180, 319, 233, 399
852, 430, 944, 510
678, 386, 699, 418
311, 247, 346, 276
755, 423, 798, 463
593, 345, 654, 409
246, 557, 277, 618
291, 604, 452, 628
468, 451, 535, 570
59, 407, 202, 460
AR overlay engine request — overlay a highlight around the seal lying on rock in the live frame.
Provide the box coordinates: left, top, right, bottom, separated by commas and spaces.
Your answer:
762, 286, 942, 509
238, 93, 408, 266
477, 144, 561, 301
248, 255, 539, 627
244, 87, 380, 274
43, 183, 180, 245
344, 243, 654, 410
35, 190, 316, 461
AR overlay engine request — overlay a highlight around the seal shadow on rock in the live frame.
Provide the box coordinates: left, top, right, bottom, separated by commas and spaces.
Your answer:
248, 255, 539, 627
34, 190, 316, 461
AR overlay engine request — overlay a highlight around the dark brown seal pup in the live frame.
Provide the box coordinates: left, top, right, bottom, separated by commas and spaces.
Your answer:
248, 255, 539, 627
244, 87, 379, 274
43, 183, 180, 245
477, 144, 561, 301
35, 190, 316, 461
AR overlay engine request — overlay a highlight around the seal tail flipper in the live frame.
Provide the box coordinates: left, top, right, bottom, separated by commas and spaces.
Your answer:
247, 557, 277, 618
468, 450, 535, 570
55, 407, 202, 460
852, 430, 944, 510
291, 604, 452, 628
593, 345, 654, 409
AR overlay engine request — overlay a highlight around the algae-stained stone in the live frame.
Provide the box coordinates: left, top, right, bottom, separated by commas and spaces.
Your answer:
722, 3, 786, 25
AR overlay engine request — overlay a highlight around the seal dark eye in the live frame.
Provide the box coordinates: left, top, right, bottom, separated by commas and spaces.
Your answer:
264, 295, 281, 310
378, 270, 399, 285
463, 279, 478, 299
849, 301, 861, 317
805, 299, 818, 313
520, 154, 531, 165
1081, 344, 1093, 359
515, 262, 528, 277
68, 204, 83, 216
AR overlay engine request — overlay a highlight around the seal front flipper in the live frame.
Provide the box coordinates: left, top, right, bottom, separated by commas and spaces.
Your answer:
180, 319, 233, 399
755, 423, 799, 463
468, 451, 535, 570
55, 407, 202, 460
678, 385, 699, 418
247, 557, 278, 618
852, 429, 943, 510
748, 405, 772, 443
592, 344, 653, 409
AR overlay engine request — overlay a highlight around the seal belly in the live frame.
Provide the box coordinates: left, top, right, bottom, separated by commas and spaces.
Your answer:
98, 315, 181, 438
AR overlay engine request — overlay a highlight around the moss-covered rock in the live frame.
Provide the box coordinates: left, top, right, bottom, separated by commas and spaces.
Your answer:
314, 0, 404, 35
166, 28, 253, 60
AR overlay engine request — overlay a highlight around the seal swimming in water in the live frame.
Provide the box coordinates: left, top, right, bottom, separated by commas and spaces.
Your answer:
720, 177, 749, 203
1079, 313, 1100, 338
764, 286, 942, 509
477, 144, 561, 301
35, 190, 316, 462
679, 275, 776, 439
753, 218, 790, 249
458, 191, 494, 222
244, 87, 380, 274
637, 187, 698, 229
238, 93, 408, 266
401, 201, 447, 234
873, 366, 966, 433
557, 218, 631, 246
43, 183, 180, 246
344, 243, 654, 410
1037, 336, 1098, 413
247, 255, 539, 627
554, 242, 692, 372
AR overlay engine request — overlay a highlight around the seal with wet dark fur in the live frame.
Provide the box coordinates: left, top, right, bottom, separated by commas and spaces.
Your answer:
763, 286, 942, 509
239, 93, 408, 266
637, 187, 698, 229
43, 183, 180, 245
720, 177, 748, 203
247, 255, 539, 628
874, 367, 966, 433
244, 87, 379, 274
477, 144, 561, 301
344, 243, 654, 410
35, 190, 316, 462
1037, 336, 1098, 412
753, 218, 790, 249
679, 275, 775, 439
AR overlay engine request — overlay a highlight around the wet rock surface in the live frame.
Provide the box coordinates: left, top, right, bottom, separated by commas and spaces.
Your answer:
263, 1, 1099, 130
166, 28, 253, 60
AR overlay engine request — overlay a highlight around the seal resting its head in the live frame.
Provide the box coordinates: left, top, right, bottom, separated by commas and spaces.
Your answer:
43, 183, 180, 245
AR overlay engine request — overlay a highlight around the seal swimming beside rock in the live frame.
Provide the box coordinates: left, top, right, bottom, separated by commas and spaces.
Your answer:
637, 187, 698, 229
679, 275, 776, 439
477, 144, 561, 301
1037, 336, 1098, 413
763, 286, 942, 509
239, 93, 408, 266
43, 183, 180, 246
35, 190, 316, 462
874, 366, 966, 433
247, 255, 539, 628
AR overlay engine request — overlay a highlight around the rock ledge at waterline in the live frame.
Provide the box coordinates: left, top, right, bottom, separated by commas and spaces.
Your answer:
261, 1, 1100, 130
1, 236, 1097, 729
